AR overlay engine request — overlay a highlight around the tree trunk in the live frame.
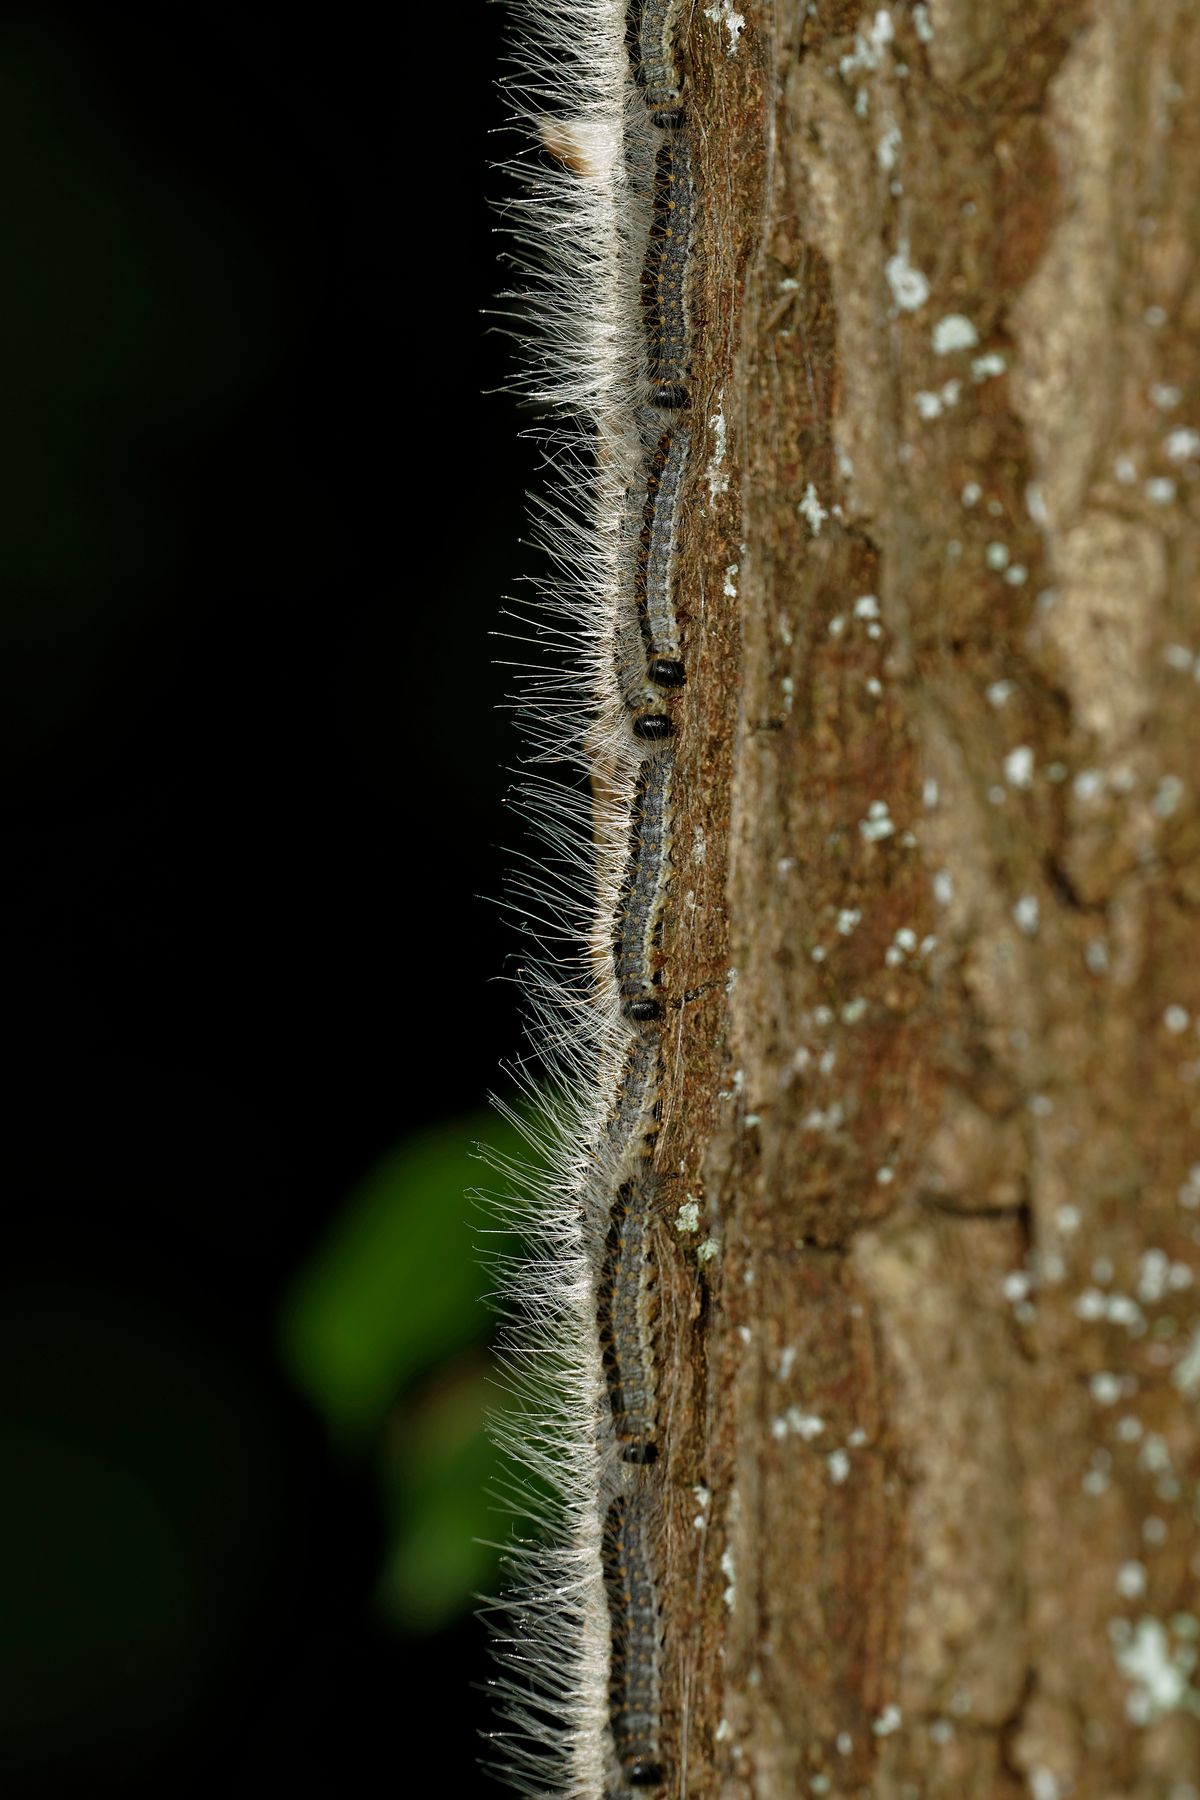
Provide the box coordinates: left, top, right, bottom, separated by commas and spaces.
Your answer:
661, 2, 1200, 1792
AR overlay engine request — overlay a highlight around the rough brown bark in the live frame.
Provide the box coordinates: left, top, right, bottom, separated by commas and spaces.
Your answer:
657, 2, 1200, 1794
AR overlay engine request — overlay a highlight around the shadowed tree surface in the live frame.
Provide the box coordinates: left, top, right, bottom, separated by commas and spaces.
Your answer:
646, 2, 1200, 1793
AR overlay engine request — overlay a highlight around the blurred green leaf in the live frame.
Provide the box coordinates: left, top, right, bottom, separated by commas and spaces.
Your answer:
278, 1110, 530, 1444
280, 1104, 548, 1632
375, 1356, 501, 1632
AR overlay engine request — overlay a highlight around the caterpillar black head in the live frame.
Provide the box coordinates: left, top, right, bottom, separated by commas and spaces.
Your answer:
632, 713, 673, 742
649, 382, 689, 410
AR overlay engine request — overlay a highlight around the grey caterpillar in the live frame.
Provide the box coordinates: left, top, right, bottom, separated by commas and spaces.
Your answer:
602, 1492, 665, 1788
636, 425, 688, 688
612, 586, 676, 742
613, 750, 674, 1022
633, 0, 686, 127
641, 134, 693, 409
604, 1025, 664, 1175
597, 1175, 661, 1462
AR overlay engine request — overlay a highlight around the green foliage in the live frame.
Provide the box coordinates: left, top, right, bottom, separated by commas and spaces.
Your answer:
279, 1109, 536, 1631
375, 1359, 502, 1631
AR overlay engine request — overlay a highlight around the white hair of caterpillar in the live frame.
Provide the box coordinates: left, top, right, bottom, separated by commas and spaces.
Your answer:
480, 0, 689, 1794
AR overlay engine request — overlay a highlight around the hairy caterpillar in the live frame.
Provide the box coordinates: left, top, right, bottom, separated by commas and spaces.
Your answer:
612, 575, 677, 741
604, 1027, 664, 1175
597, 1175, 661, 1461
641, 136, 693, 409
636, 425, 688, 688
602, 1493, 665, 1787
488, 0, 707, 1791
613, 752, 674, 1023
611, 420, 688, 735
632, 0, 686, 127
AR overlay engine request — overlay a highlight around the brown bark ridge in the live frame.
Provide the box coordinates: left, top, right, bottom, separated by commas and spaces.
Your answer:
656, 2, 1200, 1794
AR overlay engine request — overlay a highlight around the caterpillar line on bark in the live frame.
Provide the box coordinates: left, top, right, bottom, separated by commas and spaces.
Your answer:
487, 0, 704, 1792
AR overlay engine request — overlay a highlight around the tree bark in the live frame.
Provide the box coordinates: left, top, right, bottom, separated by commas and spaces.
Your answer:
658, 2, 1200, 1793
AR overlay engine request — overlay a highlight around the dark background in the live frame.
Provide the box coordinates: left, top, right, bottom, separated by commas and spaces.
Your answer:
1, 7, 540, 1792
